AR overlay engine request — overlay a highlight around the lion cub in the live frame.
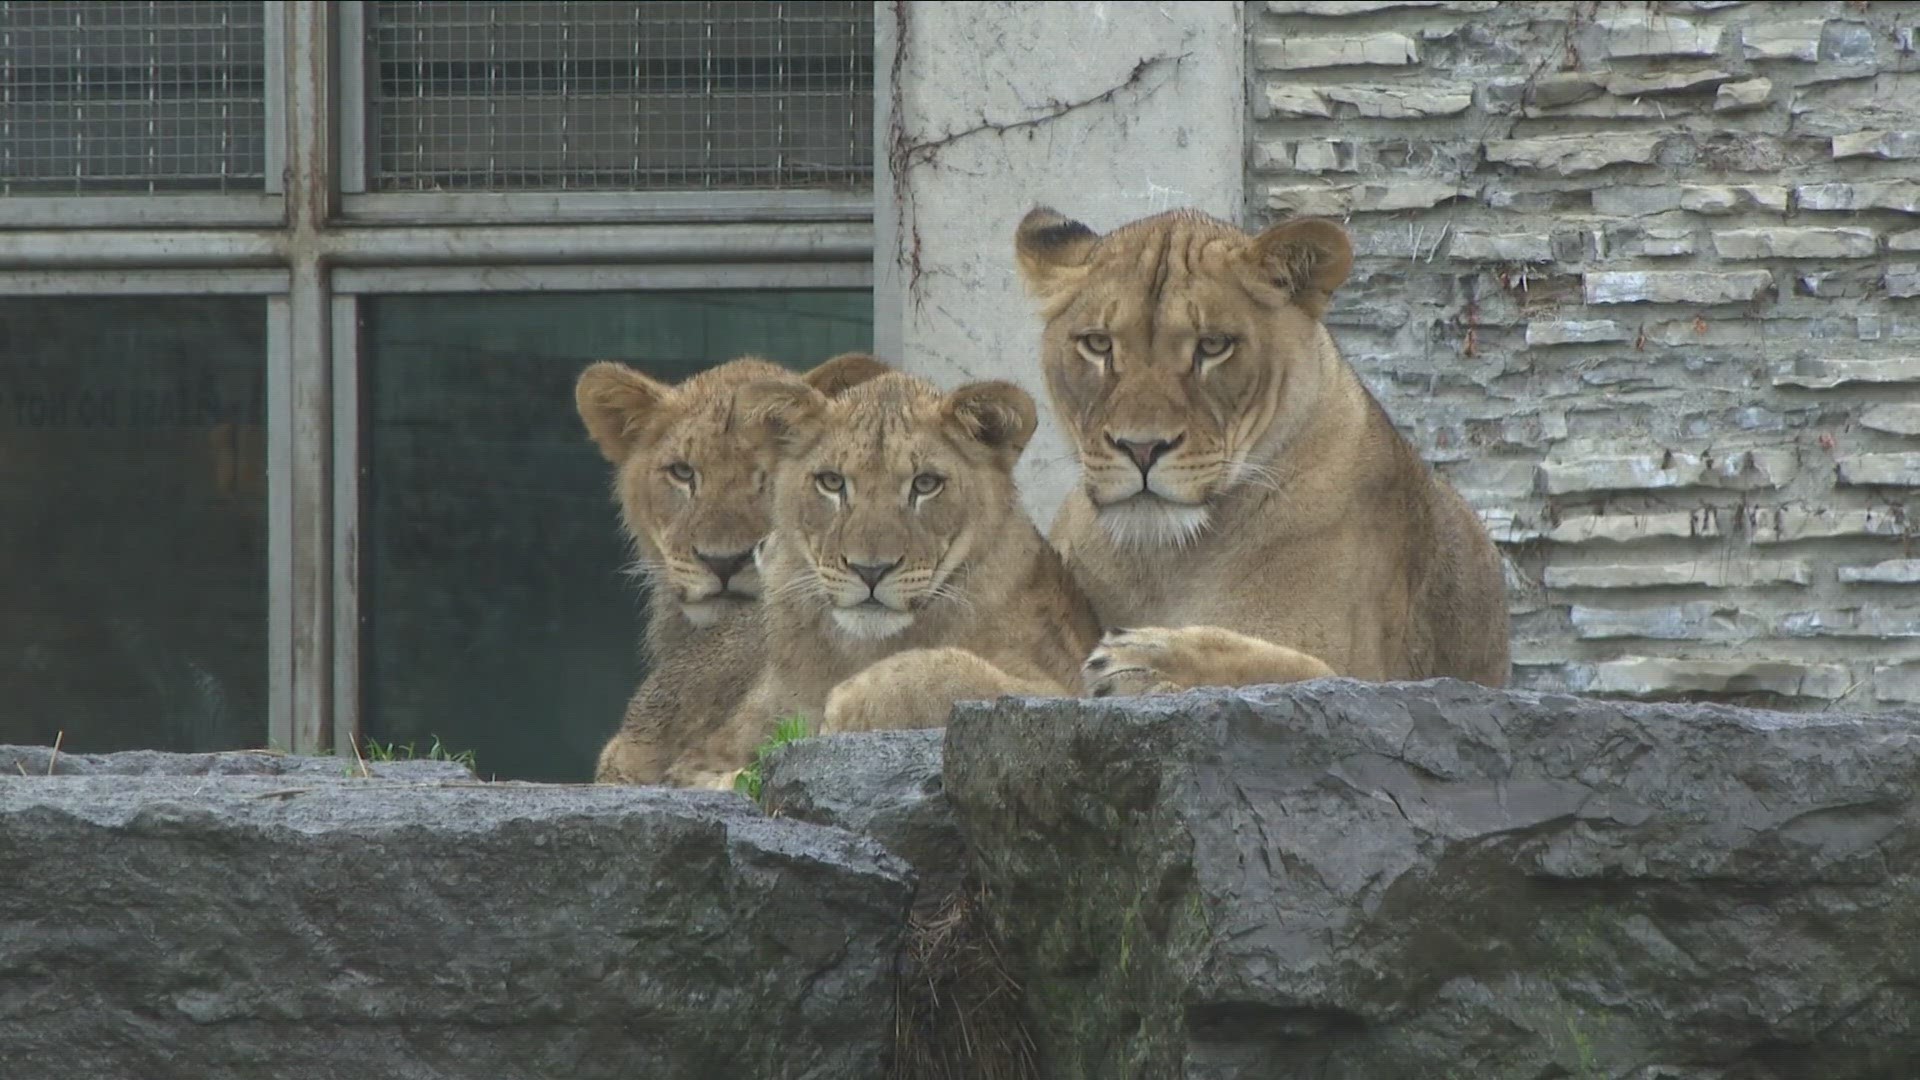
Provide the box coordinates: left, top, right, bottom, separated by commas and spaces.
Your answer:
705, 371, 1099, 761
1014, 206, 1510, 695
576, 352, 889, 786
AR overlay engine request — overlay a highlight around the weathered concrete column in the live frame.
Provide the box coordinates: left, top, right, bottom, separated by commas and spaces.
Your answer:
874, 0, 1246, 525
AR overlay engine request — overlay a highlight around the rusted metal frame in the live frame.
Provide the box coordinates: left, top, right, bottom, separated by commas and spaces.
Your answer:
339, 190, 875, 225
266, 295, 295, 753
0, 269, 288, 294
0, 195, 285, 229
329, 294, 361, 759
336, 1, 369, 196
870, 1, 904, 363
330, 262, 873, 294
284, 0, 337, 756
0, 223, 875, 266
264, 0, 289, 198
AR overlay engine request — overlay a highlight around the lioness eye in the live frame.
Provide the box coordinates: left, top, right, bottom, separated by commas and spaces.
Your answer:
911, 473, 944, 497
1195, 334, 1235, 364
1076, 332, 1113, 359
666, 462, 695, 483
814, 471, 845, 494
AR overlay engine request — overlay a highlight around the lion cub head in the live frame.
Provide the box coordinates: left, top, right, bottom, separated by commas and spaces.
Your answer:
576, 353, 889, 627
749, 372, 1038, 642
1014, 206, 1355, 548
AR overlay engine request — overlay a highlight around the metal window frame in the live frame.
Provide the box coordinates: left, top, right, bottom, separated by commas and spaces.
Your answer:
1, 0, 879, 757
330, 293, 360, 758
337, 0, 865, 221
333, 0, 873, 225
0, 270, 294, 750
0, 195, 287, 228
339, 189, 874, 225
0, 270, 290, 295
0, 222, 874, 266
324, 263, 873, 751
0, 1, 287, 228
331, 261, 872, 294
268, 294, 296, 753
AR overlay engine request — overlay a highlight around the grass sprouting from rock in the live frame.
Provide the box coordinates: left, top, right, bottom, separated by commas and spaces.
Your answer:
735, 715, 814, 801
341, 735, 480, 777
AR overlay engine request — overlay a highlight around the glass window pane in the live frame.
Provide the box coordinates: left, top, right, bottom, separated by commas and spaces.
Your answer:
0, 297, 269, 752
0, 2, 269, 195
361, 290, 871, 781
367, 1, 873, 192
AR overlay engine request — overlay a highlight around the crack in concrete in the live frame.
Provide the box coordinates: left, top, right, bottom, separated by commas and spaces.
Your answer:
886, 40, 1190, 308
900, 52, 1191, 170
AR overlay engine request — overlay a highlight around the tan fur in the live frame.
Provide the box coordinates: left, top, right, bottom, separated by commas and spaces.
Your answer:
704, 372, 1100, 761
824, 647, 1062, 733
593, 610, 763, 788
1015, 206, 1510, 693
577, 352, 891, 786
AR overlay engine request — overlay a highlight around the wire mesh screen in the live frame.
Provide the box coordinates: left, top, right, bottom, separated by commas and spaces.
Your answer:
367, 1, 873, 192
0, 1, 267, 195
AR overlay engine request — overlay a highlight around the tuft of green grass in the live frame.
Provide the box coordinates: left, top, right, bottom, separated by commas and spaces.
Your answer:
356, 735, 478, 770
733, 714, 814, 801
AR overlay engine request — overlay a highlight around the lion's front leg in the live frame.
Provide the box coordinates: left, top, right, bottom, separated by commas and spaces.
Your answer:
824, 647, 1063, 733
1081, 626, 1336, 698
676, 767, 747, 792
664, 675, 786, 789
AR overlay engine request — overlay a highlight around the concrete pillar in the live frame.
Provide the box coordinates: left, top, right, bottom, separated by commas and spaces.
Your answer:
874, 0, 1246, 526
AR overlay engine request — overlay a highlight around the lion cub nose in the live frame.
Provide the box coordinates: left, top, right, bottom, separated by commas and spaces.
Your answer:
696, 549, 754, 587
847, 558, 901, 591
1106, 433, 1185, 474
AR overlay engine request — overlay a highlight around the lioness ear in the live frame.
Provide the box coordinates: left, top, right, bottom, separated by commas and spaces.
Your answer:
1014, 206, 1099, 296
800, 352, 891, 397
575, 361, 673, 464
943, 381, 1039, 462
1245, 218, 1354, 320
738, 380, 831, 448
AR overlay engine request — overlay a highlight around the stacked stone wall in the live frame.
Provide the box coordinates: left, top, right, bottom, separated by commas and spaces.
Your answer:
1251, 0, 1920, 706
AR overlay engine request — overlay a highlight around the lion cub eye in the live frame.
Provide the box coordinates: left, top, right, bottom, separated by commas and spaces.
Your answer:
911, 473, 944, 498
665, 462, 696, 483
814, 471, 846, 495
1075, 332, 1114, 367
1193, 334, 1236, 372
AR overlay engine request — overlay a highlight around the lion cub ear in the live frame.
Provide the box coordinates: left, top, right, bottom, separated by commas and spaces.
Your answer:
943, 381, 1039, 465
738, 380, 832, 447
800, 352, 892, 397
1014, 206, 1100, 296
1245, 218, 1354, 320
576, 361, 673, 465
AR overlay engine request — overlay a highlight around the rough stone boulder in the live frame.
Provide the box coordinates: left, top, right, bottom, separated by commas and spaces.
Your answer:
764, 730, 1040, 1079
0, 774, 909, 1080
0, 744, 474, 780
762, 729, 963, 905
944, 678, 1920, 1080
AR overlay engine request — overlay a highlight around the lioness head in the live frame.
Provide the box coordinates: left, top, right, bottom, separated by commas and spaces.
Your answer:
749, 372, 1038, 642
1013, 206, 1355, 548
576, 353, 890, 626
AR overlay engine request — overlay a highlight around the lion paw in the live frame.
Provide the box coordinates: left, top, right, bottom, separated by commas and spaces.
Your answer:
1081, 625, 1336, 697
677, 766, 746, 792
824, 647, 1051, 733
1081, 627, 1195, 698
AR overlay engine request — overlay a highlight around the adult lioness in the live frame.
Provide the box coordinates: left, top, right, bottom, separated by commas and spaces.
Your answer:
696, 371, 1098, 769
1013, 206, 1509, 695
576, 352, 890, 785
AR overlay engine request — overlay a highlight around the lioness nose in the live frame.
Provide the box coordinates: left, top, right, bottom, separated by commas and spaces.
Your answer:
1107, 433, 1184, 474
847, 558, 901, 591
696, 549, 754, 587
